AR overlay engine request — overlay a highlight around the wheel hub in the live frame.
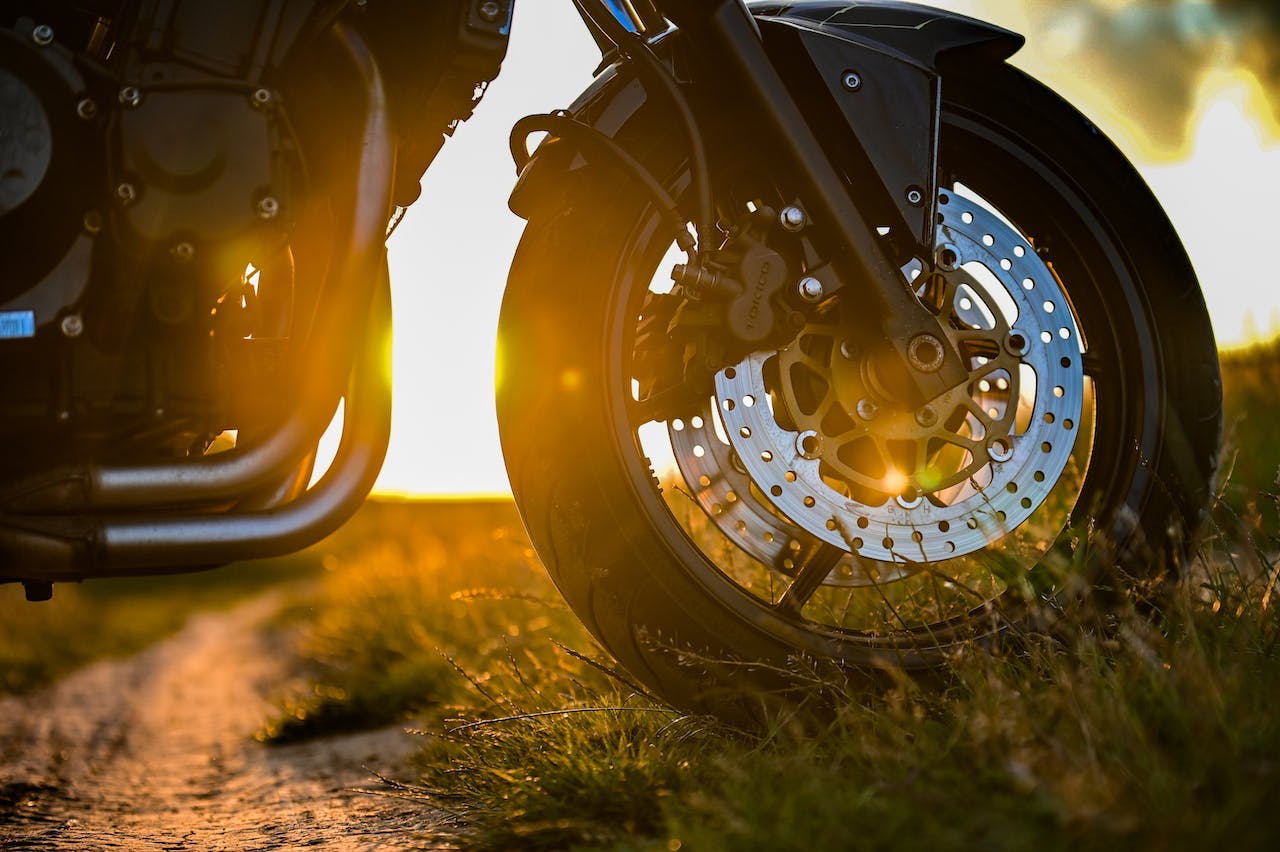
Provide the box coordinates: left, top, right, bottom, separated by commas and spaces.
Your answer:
699, 189, 1085, 564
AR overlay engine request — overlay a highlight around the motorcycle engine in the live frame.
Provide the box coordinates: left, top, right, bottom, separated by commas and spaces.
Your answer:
0, 3, 302, 475
0, 0, 510, 482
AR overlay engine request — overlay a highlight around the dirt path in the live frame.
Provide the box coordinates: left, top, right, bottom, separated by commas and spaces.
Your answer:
0, 593, 449, 850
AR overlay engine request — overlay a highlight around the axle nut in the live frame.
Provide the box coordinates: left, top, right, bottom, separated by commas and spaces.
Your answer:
907, 334, 946, 373
797, 276, 825, 303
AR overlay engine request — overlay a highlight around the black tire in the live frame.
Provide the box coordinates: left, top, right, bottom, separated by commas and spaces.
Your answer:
496, 62, 1222, 715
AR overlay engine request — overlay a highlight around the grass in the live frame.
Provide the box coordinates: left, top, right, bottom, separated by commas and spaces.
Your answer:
257, 498, 574, 742
259, 343, 1280, 850
4, 342, 1276, 848
263, 493, 1279, 851
1219, 339, 1280, 529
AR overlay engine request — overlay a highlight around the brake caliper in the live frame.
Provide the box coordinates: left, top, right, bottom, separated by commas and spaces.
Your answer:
633, 207, 807, 419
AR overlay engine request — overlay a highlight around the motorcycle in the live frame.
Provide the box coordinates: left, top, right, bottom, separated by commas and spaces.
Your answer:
0, 0, 1222, 714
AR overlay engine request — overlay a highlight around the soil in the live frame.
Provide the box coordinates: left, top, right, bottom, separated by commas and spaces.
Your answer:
0, 593, 449, 850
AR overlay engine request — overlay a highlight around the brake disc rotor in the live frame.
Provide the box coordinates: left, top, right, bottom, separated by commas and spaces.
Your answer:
668, 401, 913, 587
711, 189, 1085, 564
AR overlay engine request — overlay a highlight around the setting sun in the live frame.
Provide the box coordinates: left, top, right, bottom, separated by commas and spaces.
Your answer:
372, 0, 1279, 497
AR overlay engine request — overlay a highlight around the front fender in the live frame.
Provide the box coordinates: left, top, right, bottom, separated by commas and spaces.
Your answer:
511, 1, 1023, 252
746, 2, 1023, 70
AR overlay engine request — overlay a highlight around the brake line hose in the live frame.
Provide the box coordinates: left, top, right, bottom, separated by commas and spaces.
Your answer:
511, 112, 697, 255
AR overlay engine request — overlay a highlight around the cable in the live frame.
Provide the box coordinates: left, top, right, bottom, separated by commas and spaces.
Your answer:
511, 113, 696, 255
569, 1, 715, 248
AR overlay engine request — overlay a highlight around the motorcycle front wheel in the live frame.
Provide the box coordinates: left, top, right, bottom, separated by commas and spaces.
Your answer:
497, 62, 1221, 715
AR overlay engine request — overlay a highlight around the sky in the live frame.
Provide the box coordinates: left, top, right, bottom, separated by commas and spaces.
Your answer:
366, 0, 1280, 497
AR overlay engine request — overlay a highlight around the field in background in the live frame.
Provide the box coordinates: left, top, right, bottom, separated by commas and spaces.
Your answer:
1219, 338, 1280, 526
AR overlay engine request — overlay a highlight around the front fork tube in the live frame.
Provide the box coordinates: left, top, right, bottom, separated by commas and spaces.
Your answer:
655, 0, 967, 401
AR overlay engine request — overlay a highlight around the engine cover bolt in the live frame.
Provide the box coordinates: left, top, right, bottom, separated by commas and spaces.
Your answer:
118, 86, 142, 108
257, 196, 280, 219
115, 182, 137, 205
797, 276, 825, 303
907, 333, 946, 373
915, 405, 938, 428
779, 205, 807, 232
76, 98, 98, 120
841, 69, 862, 92
839, 339, 859, 360
251, 88, 273, 107
60, 314, 84, 338
82, 210, 103, 234
171, 242, 195, 263
906, 186, 925, 206
31, 24, 54, 46
478, 1, 503, 22
856, 398, 878, 421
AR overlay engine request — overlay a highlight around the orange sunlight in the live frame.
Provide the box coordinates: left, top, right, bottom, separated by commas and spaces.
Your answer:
372, 4, 599, 498
1141, 69, 1280, 349
367, 1, 1279, 497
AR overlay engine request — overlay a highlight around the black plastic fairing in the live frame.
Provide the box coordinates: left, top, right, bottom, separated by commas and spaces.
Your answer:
746, 1, 1024, 69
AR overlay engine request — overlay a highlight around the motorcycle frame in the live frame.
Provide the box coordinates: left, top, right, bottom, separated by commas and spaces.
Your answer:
1, 0, 1024, 595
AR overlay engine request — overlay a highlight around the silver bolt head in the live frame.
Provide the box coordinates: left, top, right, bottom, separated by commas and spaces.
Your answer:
76, 98, 98, 120
987, 436, 1014, 463
479, 1, 503, 22
60, 314, 84, 338
839, 339, 859, 360
31, 24, 54, 46
906, 187, 924, 206
251, 88, 272, 106
797, 276, 825, 303
856, 398, 878, 421
779, 205, 807, 232
115, 183, 137, 204
82, 210, 103, 234
257, 196, 280, 219
171, 242, 195, 262
896, 492, 923, 509
118, 86, 141, 107
841, 70, 862, 91
795, 430, 823, 460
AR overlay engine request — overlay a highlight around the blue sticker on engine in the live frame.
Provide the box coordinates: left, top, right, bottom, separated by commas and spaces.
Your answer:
0, 311, 36, 339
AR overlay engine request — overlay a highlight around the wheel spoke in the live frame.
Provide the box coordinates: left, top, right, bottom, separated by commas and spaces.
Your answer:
776, 543, 845, 618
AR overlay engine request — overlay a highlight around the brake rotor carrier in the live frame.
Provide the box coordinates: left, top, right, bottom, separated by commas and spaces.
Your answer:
699, 189, 1085, 564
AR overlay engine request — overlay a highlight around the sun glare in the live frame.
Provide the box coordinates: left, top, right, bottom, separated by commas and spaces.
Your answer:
372, 4, 599, 498
1140, 68, 1280, 348
372, 3, 1278, 497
